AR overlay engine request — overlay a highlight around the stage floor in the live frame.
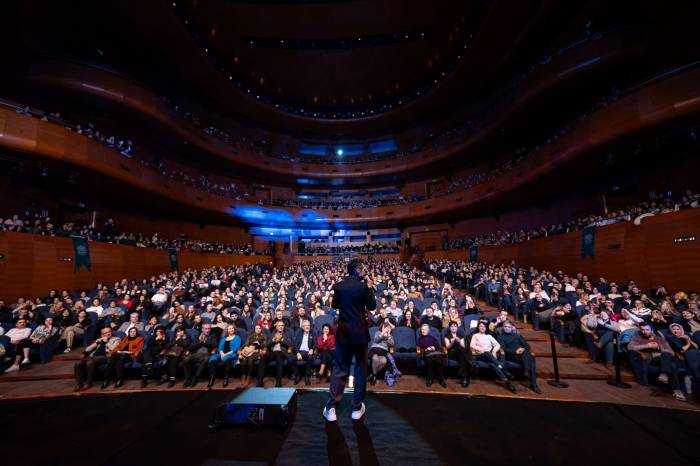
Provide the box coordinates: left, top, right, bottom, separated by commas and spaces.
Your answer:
2, 390, 698, 466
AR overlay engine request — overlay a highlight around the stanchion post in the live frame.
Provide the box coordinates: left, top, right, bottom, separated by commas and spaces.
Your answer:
607, 331, 631, 389
547, 331, 569, 388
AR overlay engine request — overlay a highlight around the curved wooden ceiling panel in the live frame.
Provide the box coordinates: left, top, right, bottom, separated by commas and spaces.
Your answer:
4, 65, 700, 229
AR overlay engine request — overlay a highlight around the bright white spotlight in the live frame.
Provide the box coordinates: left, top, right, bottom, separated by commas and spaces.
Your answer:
336, 148, 344, 156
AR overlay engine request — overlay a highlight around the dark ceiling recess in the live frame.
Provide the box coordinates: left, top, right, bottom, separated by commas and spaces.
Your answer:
169, 0, 492, 119
243, 28, 432, 50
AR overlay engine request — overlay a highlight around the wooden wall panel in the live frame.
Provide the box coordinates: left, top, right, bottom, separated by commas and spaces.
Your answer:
0, 231, 271, 301
425, 209, 700, 292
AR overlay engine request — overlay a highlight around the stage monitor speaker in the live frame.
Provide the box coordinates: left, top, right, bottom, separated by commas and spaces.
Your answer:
209, 387, 297, 430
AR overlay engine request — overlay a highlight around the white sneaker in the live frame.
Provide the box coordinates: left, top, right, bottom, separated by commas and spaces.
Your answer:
673, 390, 687, 402
322, 406, 337, 422
21, 357, 30, 365
64, 348, 72, 353
348, 375, 354, 388
351, 403, 366, 421
657, 373, 669, 384
4, 364, 19, 373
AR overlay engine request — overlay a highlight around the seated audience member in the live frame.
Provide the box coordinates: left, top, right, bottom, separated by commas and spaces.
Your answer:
631, 299, 652, 319
585, 310, 619, 366
400, 308, 420, 329
104, 327, 144, 388
290, 319, 315, 385
370, 307, 397, 328
416, 323, 447, 388
470, 322, 516, 393
550, 303, 576, 344
442, 307, 462, 330
627, 322, 686, 401
117, 312, 144, 334
273, 309, 291, 328
212, 314, 228, 338
201, 304, 217, 323
208, 324, 241, 388
3, 319, 33, 372
163, 327, 191, 387
141, 326, 169, 387
190, 314, 204, 331
530, 294, 552, 331
73, 327, 121, 391
60, 309, 91, 352
497, 320, 541, 393
420, 306, 443, 330
266, 320, 292, 387
240, 324, 268, 387
150, 288, 169, 314
666, 323, 699, 378
649, 308, 670, 333
422, 301, 443, 320
617, 308, 643, 344
488, 310, 510, 334
144, 315, 160, 334
25, 316, 59, 360
679, 309, 700, 345
228, 310, 247, 331
86, 298, 104, 318
316, 323, 335, 382
183, 323, 218, 387
444, 320, 471, 387
258, 310, 273, 331
167, 313, 187, 332
368, 322, 394, 385
100, 300, 124, 329
291, 306, 313, 330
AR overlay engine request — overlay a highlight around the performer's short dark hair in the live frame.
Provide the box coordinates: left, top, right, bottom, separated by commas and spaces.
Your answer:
347, 257, 363, 275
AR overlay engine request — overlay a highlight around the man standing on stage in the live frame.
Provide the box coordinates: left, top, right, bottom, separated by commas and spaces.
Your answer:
323, 258, 376, 422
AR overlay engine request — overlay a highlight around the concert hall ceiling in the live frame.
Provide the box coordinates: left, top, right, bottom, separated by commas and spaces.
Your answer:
1, 0, 635, 140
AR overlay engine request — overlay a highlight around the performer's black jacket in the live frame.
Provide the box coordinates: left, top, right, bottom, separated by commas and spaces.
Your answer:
332, 276, 377, 345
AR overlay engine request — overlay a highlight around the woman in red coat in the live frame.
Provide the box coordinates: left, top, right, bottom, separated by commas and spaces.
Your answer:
316, 323, 336, 383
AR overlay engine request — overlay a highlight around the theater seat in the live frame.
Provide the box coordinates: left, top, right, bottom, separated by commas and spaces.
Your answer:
391, 327, 417, 371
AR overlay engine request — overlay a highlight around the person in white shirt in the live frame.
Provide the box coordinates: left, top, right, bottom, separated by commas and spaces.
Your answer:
86, 298, 104, 318
469, 322, 516, 392
386, 300, 402, 320
151, 288, 169, 307
528, 283, 550, 301
3, 319, 33, 373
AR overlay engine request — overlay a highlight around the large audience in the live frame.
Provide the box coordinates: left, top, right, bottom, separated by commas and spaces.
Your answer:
444, 190, 700, 249
0, 209, 266, 255
6, 101, 135, 157
299, 243, 400, 255
425, 259, 699, 401
2, 255, 696, 402
0, 259, 538, 394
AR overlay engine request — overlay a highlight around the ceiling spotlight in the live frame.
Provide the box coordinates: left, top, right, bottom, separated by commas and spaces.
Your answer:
336, 148, 344, 156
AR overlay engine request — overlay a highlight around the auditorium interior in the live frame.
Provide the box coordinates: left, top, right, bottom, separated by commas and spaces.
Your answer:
0, 1, 699, 465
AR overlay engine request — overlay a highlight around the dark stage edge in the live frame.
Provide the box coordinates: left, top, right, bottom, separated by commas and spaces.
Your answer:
1, 390, 698, 466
